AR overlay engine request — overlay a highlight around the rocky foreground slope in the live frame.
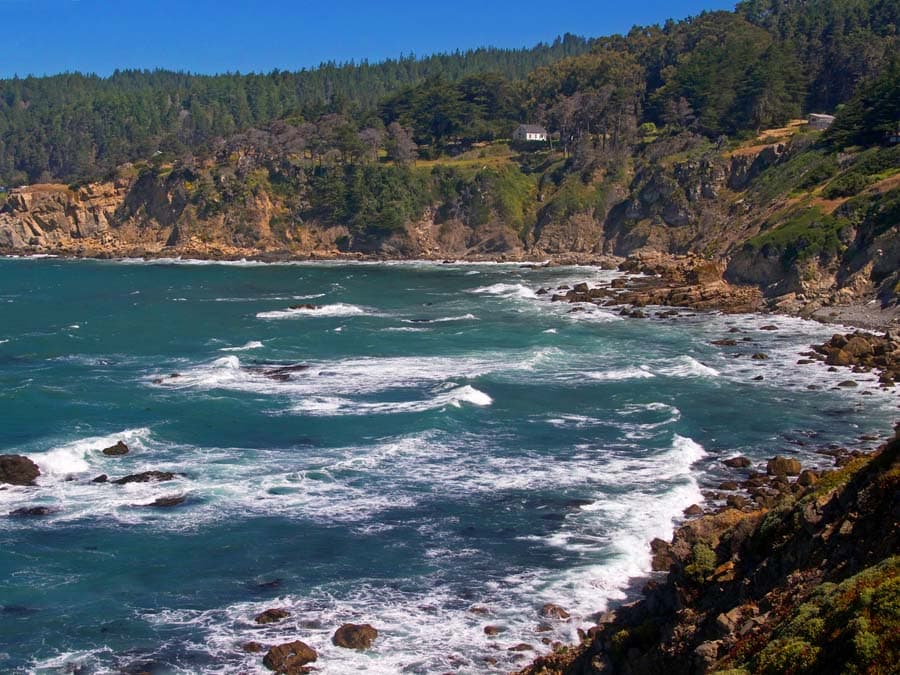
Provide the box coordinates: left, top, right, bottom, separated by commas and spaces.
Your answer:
518, 422, 900, 675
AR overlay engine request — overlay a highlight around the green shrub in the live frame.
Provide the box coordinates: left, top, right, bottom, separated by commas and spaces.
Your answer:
685, 542, 717, 582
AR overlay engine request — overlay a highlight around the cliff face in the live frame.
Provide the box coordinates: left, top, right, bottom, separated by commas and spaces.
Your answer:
0, 135, 896, 312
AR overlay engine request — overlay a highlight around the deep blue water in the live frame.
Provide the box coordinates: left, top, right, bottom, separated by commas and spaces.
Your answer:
0, 257, 894, 674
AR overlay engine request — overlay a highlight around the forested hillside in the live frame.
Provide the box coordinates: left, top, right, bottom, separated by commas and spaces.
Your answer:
1, 0, 898, 310
0, 35, 592, 185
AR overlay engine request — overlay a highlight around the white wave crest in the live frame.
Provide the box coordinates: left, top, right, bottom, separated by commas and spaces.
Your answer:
219, 341, 264, 352
256, 303, 369, 319
586, 366, 655, 381
658, 356, 720, 378
468, 283, 537, 299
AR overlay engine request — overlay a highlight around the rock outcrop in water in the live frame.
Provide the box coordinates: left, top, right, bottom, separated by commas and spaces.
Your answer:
519, 427, 900, 675
332, 623, 379, 650
262, 640, 317, 674
0, 455, 41, 486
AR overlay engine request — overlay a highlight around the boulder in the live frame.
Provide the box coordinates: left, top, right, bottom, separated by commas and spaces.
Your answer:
92, 474, 108, 483
242, 641, 264, 653
101, 441, 129, 456
0, 454, 40, 486
683, 504, 704, 517
766, 456, 802, 477
255, 608, 291, 624
797, 469, 819, 487
262, 640, 317, 673
723, 456, 751, 468
751, 352, 769, 360
484, 625, 503, 636
332, 623, 378, 649
111, 471, 176, 485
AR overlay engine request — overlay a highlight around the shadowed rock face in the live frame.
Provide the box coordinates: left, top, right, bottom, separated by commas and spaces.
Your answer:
0, 454, 40, 486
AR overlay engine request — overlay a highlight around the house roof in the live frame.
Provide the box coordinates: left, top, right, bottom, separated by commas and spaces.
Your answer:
516, 124, 548, 134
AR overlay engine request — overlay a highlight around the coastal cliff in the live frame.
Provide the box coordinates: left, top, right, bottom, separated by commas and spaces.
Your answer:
1, 131, 897, 325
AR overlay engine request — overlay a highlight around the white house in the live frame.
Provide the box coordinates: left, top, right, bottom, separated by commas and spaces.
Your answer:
513, 124, 549, 143
808, 113, 836, 131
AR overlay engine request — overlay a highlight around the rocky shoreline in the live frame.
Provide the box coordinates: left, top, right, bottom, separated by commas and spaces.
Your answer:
2, 251, 898, 673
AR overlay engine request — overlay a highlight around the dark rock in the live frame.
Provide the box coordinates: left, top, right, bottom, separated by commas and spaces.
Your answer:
101, 441, 129, 456
332, 623, 378, 650
288, 304, 319, 311
718, 481, 740, 491
508, 643, 534, 651
0, 454, 40, 486
723, 456, 751, 468
243, 641, 264, 653
147, 495, 186, 508
255, 608, 291, 624
759, 325, 779, 331
753, 375, 765, 381
751, 352, 769, 360
9, 506, 54, 517
484, 625, 504, 636
262, 640, 317, 673
837, 380, 858, 388
111, 471, 176, 485
711, 339, 738, 346
92, 474, 108, 483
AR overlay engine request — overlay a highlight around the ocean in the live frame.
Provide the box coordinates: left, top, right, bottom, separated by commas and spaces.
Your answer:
0, 257, 894, 674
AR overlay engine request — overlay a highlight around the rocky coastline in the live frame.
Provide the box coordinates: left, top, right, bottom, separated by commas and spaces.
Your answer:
3, 254, 898, 673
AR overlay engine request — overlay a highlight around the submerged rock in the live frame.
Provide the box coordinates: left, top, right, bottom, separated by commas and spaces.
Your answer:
255, 608, 291, 624
332, 623, 378, 649
147, 495, 186, 508
9, 506, 54, 517
0, 454, 40, 486
112, 471, 176, 485
539, 603, 570, 620
262, 640, 317, 673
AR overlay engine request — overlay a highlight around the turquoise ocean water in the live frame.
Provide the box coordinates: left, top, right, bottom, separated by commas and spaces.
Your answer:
0, 257, 895, 673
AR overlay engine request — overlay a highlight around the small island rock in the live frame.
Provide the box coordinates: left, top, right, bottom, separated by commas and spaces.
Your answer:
332, 623, 378, 649
262, 640, 317, 673
101, 441, 129, 456
0, 454, 41, 486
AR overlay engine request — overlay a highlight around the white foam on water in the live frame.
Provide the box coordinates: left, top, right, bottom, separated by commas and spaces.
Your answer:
219, 341, 264, 352
586, 366, 655, 381
382, 326, 430, 333
290, 384, 492, 416
469, 282, 537, 299
0, 339, 9, 344
543, 328, 557, 334
256, 303, 371, 319
657, 355, 720, 378
27, 428, 153, 479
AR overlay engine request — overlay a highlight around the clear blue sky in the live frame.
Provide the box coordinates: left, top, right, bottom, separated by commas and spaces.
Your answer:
0, 0, 737, 78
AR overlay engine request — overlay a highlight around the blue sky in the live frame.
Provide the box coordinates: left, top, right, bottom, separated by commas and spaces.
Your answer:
0, 0, 736, 78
